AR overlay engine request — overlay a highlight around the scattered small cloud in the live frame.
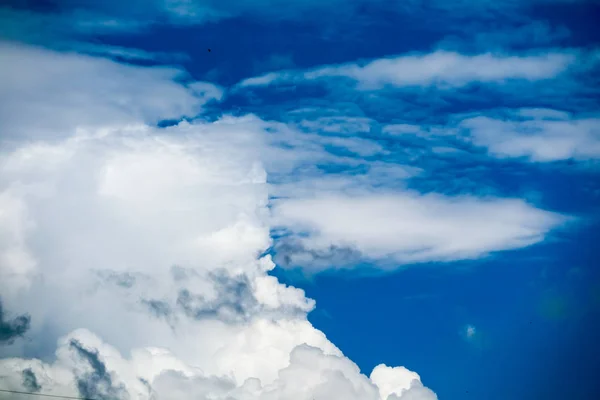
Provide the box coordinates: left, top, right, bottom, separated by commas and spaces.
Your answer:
461, 110, 600, 162
460, 324, 489, 350
465, 324, 477, 339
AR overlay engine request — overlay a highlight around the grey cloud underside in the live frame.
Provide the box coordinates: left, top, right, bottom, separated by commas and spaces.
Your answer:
274, 239, 364, 271
0, 299, 31, 345
137, 268, 309, 323
97, 268, 262, 323
96, 270, 138, 289
70, 339, 129, 400
176, 271, 258, 323
142, 299, 173, 319
21, 368, 41, 393
170, 265, 196, 282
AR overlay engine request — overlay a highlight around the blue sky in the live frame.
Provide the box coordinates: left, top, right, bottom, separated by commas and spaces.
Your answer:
0, 1, 599, 400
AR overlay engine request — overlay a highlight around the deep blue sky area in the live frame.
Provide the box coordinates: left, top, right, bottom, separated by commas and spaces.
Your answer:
80, 1, 600, 84
273, 221, 600, 400
1, 1, 600, 399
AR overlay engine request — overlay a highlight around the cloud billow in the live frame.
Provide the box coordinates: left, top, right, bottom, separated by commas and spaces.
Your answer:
0, 41, 443, 399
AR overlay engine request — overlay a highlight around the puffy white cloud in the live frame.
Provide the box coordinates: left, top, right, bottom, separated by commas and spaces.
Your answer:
0, 330, 434, 399
239, 50, 575, 90
0, 119, 273, 352
0, 41, 222, 140
0, 115, 436, 399
371, 365, 437, 400
461, 110, 600, 161
0, 42, 437, 400
271, 192, 565, 271
0, 191, 36, 296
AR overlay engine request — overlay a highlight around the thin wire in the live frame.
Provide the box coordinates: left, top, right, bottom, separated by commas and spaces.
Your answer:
0, 388, 96, 400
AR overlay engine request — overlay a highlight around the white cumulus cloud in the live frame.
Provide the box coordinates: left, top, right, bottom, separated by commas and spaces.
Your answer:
0, 41, 222, 141
0, 42, 436, 400
0, 329, 435, 400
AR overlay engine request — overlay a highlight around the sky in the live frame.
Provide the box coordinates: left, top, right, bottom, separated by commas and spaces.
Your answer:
0, 0, 599, 399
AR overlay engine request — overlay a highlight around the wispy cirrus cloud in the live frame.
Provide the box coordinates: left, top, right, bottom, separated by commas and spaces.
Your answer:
239, 50, 576, 90
378, 107, 600, 163
437, 20, 571, 52
271, 191, 566, 272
